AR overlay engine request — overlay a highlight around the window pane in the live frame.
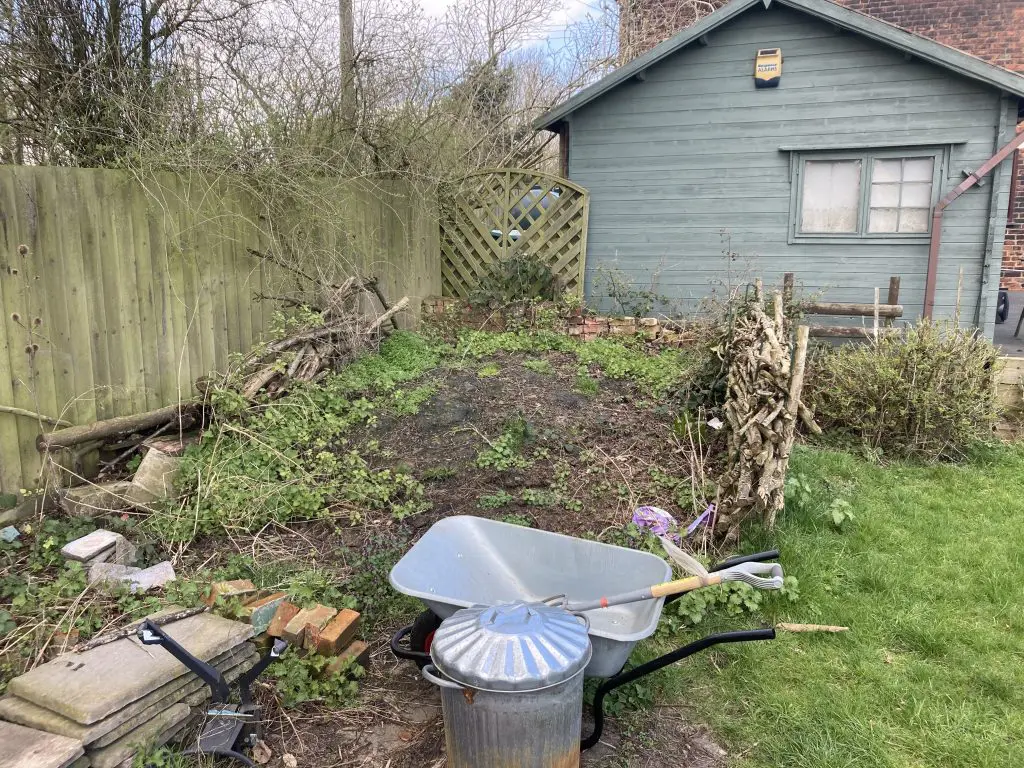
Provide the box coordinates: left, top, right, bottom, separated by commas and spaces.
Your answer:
901, 182, 932, 208
869, 208, 899, 233
899, 208, 930, 233
903, 157, 934, 182
801, 160, 862, 233
871, 183, 900, 207
872, 159, 902, 183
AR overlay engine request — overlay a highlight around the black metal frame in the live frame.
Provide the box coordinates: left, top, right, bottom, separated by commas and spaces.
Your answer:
389, 549, 782, 750
137, 620, 288, 767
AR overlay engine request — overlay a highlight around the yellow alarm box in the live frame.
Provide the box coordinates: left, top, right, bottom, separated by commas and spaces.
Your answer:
755, 48, 782, 88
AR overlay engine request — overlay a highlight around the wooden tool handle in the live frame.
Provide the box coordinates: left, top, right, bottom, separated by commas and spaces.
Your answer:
649, 573, 723, 598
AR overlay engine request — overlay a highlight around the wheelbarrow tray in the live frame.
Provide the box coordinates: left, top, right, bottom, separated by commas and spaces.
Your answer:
389, 515, 672, 677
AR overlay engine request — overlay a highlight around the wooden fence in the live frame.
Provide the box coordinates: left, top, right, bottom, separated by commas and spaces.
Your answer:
0, 167, 440, 493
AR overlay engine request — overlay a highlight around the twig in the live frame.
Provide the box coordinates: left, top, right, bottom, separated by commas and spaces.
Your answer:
365, 296, 410, 335
0, 404, 71, 427
776, 622, 849, 633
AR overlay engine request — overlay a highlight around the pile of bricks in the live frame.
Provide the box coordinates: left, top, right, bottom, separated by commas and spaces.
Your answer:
208, 580, 370, 674
421, 297, 698, 346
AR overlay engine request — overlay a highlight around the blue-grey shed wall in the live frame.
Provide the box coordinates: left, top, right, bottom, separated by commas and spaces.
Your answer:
566, 4, 1017, 336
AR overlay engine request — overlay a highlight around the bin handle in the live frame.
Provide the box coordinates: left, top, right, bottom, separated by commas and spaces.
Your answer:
422, 663, 465, 691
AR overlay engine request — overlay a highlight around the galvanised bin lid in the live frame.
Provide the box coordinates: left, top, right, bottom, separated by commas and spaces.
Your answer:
430, 601, 592, 692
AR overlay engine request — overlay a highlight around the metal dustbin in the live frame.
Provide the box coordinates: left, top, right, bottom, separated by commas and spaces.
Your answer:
423, 601, 592, 767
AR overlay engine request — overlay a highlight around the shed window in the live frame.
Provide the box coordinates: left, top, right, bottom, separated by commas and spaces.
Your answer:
791, 149, 942, 242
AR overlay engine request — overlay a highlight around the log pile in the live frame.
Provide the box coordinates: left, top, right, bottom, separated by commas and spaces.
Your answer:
238, 277, 409, 399
35, 276, 408, 463
715, 281, 820, 540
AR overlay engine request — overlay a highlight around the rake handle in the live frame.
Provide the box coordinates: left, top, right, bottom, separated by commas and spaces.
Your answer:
649, 572, 724, 598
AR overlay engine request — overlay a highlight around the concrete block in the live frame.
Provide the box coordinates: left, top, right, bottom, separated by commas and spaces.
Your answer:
324, 641, 371, 678
282, 604, 337, 645
127, 562, 176, 592
240, 592, 288, 635
61, 528, 123, 565
60, 483, 133, 519
7, 613, 253, 724
0, 721, 84, 768
125, 449, 181, 506
266, 601, 300, 638
316, 609, 361, 656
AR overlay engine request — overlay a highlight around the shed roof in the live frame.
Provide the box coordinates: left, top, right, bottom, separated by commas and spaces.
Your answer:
534, 0, 1024, 131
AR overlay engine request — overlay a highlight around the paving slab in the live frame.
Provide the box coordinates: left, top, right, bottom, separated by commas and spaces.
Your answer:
125, 450, 181, 506
0, 720, 84, 768
0, 644, 254, 746
84, 703, 190, 768
61, 483, 133, 519
61, 530, 122, 562
7, 613, 253, 724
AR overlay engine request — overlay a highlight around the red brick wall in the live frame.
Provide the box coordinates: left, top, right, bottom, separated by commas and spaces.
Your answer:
833, 1, 1024, 73
1004, 124, 1024, 290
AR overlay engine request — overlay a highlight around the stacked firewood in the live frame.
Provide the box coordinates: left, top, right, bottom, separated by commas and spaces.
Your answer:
239, 277, 409, 399
715, 281, 819, 540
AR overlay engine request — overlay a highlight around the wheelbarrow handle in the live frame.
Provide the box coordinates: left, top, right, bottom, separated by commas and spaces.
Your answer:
710, 549, 780, 572
581, 628, 776, 751
390, 623, 431, 664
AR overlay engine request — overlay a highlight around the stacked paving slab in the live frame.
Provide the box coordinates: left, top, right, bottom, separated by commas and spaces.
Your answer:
0, 611, 256, 768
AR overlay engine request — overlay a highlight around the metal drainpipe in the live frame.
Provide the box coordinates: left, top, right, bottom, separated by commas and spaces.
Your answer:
924, 128, 1024, 319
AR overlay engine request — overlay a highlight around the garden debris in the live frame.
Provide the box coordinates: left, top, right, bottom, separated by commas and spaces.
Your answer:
267, 602, 301, 637
714, 281, 818, 538
1, 525, 20, 543
282, 604, 337, 645
776, 623, 849, 633
0, 612, 256, 768
61, 530, 135, 566
59, 483, 133, 519
36, 403, 201, 453
125, 448, 181, 506
324, 640, 370, 677
0, 720, 84, 768
315, 609, 361, 656
239, 593, 289, 635
88, 561, 176, 593
140, 434, 199, 457
238, 277, 410, 400
205, 579, 258, 606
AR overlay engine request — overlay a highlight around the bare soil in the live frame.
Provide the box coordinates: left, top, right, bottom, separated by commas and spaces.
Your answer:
186, 348, 727, 767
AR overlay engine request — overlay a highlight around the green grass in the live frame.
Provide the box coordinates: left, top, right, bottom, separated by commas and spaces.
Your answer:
648, 445, 1024, 768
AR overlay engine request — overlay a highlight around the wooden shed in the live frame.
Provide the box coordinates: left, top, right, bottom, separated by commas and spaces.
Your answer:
535, 0, 1024, 336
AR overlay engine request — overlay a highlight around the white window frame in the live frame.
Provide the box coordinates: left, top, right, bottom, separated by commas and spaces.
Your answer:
788, 148, 945, 244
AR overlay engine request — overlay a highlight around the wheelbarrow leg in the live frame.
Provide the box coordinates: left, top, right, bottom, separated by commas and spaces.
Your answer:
581, 628, 776, 751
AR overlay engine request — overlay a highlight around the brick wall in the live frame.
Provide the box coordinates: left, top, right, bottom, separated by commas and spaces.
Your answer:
616, 0, 1024, 290
1004, 126, 1024, 290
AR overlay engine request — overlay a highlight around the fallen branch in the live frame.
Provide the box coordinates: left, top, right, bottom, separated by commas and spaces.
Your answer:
366, 296, 410, 335
38, 403, 199, 452
776, 622, 849, 634
0, 404, 72, 427
73, 606, 209, 652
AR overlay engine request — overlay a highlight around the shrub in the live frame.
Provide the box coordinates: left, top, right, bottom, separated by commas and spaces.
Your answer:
806, 321, 1002, 460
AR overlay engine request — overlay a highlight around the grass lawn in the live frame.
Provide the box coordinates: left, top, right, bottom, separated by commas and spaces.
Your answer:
650, 445, 1024, 768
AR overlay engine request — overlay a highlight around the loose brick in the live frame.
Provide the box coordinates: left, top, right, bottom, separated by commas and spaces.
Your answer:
267, 601, 301, 638
323, 640, 371, 678
282, 604, 337, 645
205, 579, 258, 606
316, 609, 361, 656
240, 592, 289, 635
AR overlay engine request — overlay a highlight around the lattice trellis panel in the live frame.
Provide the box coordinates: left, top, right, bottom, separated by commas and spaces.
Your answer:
440, 168, 590, 298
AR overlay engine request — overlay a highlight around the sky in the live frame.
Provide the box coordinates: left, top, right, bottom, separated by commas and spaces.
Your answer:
417, 0, 609, 46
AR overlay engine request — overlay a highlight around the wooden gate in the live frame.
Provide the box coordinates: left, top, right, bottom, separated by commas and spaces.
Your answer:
439, 169, 590, 298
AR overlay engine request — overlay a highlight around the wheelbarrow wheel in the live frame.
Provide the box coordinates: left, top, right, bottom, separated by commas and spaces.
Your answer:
409, 610, 442, 667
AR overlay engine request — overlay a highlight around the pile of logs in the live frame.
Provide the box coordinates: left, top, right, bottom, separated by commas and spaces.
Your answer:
36, 276, 408, 465
238, 277, 408, 399
715, 281, 820, 541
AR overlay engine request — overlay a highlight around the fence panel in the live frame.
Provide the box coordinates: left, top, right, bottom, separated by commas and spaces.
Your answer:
0, 167, 440, 493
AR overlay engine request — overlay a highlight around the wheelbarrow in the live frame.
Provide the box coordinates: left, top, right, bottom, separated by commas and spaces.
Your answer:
389, 515, 778, 750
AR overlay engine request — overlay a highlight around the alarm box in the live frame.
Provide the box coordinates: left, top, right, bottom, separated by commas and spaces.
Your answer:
755, 48, 782, 88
